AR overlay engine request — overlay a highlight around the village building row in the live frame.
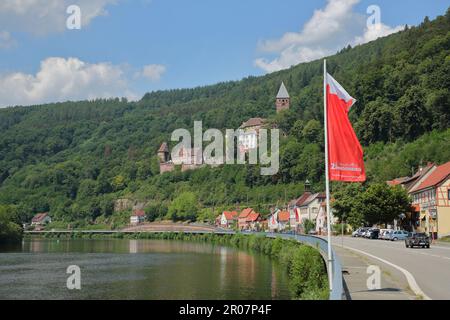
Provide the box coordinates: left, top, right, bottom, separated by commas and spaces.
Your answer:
215, 185, 335, 234
157, 82, 291, 174
388, 161, 450, 238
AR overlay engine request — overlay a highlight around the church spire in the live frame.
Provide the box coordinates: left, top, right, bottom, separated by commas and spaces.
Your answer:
276, 82, 290, 113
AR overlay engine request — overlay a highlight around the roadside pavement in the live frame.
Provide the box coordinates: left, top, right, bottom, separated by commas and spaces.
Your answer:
335, 245, 416, 300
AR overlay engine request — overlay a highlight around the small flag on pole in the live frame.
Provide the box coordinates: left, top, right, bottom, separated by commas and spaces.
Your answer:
326, 73, 366, 182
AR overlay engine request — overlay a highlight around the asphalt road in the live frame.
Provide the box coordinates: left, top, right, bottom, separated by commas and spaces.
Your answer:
331, 236, 450, 300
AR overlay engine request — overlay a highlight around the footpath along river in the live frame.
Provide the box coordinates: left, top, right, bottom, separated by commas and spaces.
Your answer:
0, 238, 291, 300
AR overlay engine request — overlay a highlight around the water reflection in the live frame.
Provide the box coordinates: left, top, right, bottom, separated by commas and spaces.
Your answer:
0, 238, 290, 300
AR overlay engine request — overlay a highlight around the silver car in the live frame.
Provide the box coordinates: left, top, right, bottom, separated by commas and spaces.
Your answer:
389, 230, 409, 241
382, 230, 393, 240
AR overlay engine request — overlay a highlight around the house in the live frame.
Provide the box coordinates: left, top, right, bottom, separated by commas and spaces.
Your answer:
289, 207, 301, 231
268, 210, 278, 232
277, 210, 291, 232
398, 163, 436, 191
387, 177, 410, 187
219, 211, 238, 228
268, 210, 290, 232
130, 209, 146, 225
237, 82, 291, 152
288, 192, 312, 230
387, 163, 437, 230
238, 208, 257, 230
298, 193, 326, 222
315, 203, 329, 235
238, 118, 266, 151
31, 213, 51, 226
246, 212, 263, 231
157, 143, 205, 174
409, 161, 450, 239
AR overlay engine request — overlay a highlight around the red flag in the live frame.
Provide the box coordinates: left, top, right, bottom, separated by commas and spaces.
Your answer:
326, 73, 366, 182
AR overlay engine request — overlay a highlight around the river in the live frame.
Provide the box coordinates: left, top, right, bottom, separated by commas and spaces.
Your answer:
0, 238, 291, 300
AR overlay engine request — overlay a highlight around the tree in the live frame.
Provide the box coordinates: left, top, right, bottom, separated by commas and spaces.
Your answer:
0, 205, 22, 243
145, 202, 168, 222
332, 184, 365, 227
393, 87, 429, 141
111, 175, 126, 191
290, 120, 304, 141
167, 192, 198, 221
302, 120, 323, 145
356, 184, 411, 227
197, 207, 217, 223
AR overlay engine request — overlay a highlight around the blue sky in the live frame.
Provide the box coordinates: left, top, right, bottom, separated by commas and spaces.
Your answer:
0, 0, 448, 107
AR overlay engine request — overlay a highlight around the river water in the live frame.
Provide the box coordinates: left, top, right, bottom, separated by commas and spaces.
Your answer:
0, 238, 291, 300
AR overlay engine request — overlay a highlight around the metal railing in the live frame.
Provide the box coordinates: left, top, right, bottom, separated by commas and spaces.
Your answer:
235, 231, 344, 300
264, 233, 344, 300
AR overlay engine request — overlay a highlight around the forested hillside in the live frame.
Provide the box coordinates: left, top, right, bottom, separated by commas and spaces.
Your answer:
0, 9, 449, 227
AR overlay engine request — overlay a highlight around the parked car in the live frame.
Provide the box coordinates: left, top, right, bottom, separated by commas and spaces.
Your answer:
352, 228, 364, 237
389, 230, 409, 241
379, 229, 390, 239
357, 227, 370, 238
367, 229, 380, 239
405, 233, 430, 248
363, 228, 375, 238
382, 230, 393, 240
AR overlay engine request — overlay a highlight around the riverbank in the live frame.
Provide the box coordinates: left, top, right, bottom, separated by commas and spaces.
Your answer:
29, 231, 329, 300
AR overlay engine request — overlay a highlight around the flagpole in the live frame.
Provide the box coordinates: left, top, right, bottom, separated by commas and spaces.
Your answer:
323, 59, 333, 291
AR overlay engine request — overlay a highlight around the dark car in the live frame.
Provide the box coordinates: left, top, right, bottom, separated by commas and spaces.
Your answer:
367, 229, 380, 239
405, 233, 430, 249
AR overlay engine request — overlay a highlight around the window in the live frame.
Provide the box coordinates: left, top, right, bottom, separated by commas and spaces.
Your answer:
448, 189, 450, 200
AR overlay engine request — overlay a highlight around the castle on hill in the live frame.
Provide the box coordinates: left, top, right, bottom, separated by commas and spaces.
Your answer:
158, 82, 290, 174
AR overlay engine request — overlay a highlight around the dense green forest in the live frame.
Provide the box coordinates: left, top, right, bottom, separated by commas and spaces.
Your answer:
0, 9, 449, 230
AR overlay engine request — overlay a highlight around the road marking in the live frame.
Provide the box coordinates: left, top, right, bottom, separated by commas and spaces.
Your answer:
343, 245, 432, 300
343, 238, 450, 260
433, 245, 450, 251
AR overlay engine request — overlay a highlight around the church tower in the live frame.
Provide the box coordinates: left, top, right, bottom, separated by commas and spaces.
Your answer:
157, 142, 170, 162
276, 82, 290, 113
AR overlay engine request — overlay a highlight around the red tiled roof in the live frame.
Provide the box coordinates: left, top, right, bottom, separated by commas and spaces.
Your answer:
223, 211, 238, 220
402, 163, 435, 190
32, 213, 48, 222
240, 118, 266, 129
301, 193, 326, 207
387, 177, 409, 186
132, 210, 145, 217
289, 192, 312, 207
246, 212, 261, 222
278, 211, 290, 222
239, 208, 254, 218
413, 161, 450, 192
158, 142, 169, 153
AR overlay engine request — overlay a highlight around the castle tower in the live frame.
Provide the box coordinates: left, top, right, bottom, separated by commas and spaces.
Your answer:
157, 142, 169, 162
276, 82, 290, 113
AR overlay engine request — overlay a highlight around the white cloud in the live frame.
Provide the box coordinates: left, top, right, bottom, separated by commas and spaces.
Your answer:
255, 0, 403, 73
0, 31, 16, 49
0, 57, 138, 107
353, 23, 404, 45
138, 64, 167, 82
0, 0, 117, 35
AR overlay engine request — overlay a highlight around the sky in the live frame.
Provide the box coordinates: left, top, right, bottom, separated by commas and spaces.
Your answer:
0, 0, 448, 108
